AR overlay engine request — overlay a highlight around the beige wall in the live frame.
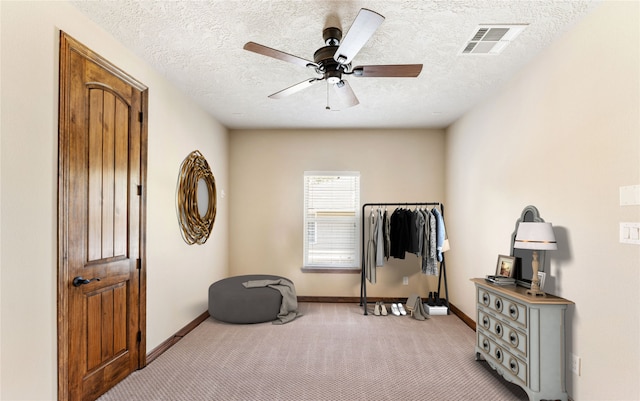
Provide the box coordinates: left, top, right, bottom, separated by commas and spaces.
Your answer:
445, 1, 639, 399
0, 2, 229, 399
228, 129, 446, 297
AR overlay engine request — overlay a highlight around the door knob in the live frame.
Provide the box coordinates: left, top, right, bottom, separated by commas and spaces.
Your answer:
72, 276, 100, 287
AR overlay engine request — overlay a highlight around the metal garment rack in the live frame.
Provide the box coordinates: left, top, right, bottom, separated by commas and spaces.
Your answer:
359, 202, 449, 315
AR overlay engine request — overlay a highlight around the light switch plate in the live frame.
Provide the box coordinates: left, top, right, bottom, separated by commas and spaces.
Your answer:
620, 185, 640, 206
620, 222, 640, 244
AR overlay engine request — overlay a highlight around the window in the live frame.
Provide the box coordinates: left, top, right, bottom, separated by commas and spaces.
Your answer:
303, 172, 360, 269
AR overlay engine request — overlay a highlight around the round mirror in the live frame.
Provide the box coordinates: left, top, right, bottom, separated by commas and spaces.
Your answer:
196, 178, 209, 218
176, 150, 217, 245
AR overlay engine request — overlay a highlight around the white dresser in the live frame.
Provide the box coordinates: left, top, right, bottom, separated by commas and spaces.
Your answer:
471, 278, 574, 401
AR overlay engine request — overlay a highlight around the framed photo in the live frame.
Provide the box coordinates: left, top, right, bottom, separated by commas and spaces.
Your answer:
496, 255, 516, 278
537, 271, 546, 290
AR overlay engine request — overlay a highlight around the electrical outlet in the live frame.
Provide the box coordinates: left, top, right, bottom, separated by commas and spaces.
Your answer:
571, 354, 581, 376
402, 276, 409, 285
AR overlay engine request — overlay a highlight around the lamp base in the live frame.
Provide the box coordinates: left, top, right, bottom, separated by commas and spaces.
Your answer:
526, 288, 546, 297
527, 251, 545, 297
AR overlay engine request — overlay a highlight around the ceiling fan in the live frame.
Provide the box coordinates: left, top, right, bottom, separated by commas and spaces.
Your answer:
243, 8, 423, 109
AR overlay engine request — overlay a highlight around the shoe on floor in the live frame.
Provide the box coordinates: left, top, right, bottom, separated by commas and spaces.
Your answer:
390, 303, 400, 316
380, 303, 388, 316
397, 303, 407, 316
427, 292, 435, 306
374, 301, 381, 316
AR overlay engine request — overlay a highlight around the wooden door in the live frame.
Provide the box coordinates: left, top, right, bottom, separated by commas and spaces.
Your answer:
58, 32, 148, 401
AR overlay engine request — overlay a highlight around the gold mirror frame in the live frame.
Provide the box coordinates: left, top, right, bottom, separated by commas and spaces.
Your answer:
177, 150, 217, 244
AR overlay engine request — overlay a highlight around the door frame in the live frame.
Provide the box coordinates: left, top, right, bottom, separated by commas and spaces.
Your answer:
57, 31, 148, 400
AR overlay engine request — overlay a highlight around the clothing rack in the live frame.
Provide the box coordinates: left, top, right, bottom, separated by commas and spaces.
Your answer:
360, 202, 449, 316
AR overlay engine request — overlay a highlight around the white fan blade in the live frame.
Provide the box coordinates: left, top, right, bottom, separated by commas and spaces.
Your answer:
333, 9, 384, 65
269, 78, 319, 99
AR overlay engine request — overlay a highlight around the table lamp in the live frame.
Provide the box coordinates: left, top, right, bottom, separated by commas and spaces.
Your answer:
514, 222, 557, 296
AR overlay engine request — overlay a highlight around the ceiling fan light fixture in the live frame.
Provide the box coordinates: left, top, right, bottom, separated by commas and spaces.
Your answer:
326, 70, 342, 84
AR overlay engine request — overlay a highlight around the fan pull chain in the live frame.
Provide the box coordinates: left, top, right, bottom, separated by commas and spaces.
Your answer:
326, 83, 330, 110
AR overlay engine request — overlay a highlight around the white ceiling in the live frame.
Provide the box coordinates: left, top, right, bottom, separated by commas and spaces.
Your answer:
70, 0, 600, 130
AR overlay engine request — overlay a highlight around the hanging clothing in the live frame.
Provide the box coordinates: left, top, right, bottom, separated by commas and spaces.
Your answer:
367, 204, 445, 275
432, 207, 446, 262
375, 208, 384, 267
414, 208, 425, 256
420, 209, 429, 273
383, 209, 391, 260
390, 208, 408, 259
365, 210, 377, 284
408, 209, 420, 254
422, 209, 438, 275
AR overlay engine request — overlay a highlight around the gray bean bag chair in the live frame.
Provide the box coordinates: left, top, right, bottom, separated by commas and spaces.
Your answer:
208, 274, 292, 324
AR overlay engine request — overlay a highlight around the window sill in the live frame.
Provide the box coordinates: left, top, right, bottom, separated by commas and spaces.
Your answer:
301, 267, 361, 274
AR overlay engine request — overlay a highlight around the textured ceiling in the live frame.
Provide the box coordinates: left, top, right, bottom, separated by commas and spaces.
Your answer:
70, 0, 600, 130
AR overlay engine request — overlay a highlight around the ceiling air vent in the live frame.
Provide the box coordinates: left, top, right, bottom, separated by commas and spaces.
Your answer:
460, 24, 528, 55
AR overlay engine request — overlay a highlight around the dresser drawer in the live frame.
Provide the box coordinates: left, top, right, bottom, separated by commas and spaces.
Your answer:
478, 287, 527, 329
478, 309, 528, 358
478, 332, 528, 387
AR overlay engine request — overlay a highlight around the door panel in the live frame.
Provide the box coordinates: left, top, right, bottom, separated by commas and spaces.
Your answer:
86, 282, 128, 371
87, 87, 130, 262
58, 32, 148, 401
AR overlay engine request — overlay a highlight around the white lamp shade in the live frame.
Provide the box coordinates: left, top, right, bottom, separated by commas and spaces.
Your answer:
514, 222, 557, 250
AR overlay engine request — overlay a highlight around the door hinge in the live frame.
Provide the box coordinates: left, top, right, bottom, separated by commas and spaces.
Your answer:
136, 258, 141, 270
138, 111, 143, 123
137, 331, 142, 343
137, 185, 142, 196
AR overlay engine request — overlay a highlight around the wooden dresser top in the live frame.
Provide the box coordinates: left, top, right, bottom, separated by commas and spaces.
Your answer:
471, 278, 574, 305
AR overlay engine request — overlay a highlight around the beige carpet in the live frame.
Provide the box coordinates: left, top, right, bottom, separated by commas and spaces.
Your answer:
98, 302, 528, 400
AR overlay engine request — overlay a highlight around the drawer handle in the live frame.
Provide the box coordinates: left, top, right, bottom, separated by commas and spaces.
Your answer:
495, 298, 503, 312
495, 323, 503, 337
495, 348, 503, 362
482, 293, 490, 305
482, 339, 490, 351
510, 358, 519, 374
509, 331, 519, 347
509, 305, 519, 319
482, 316, 490, 328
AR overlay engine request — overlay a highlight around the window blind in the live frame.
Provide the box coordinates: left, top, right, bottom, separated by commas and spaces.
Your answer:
303, 172, 360, 268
